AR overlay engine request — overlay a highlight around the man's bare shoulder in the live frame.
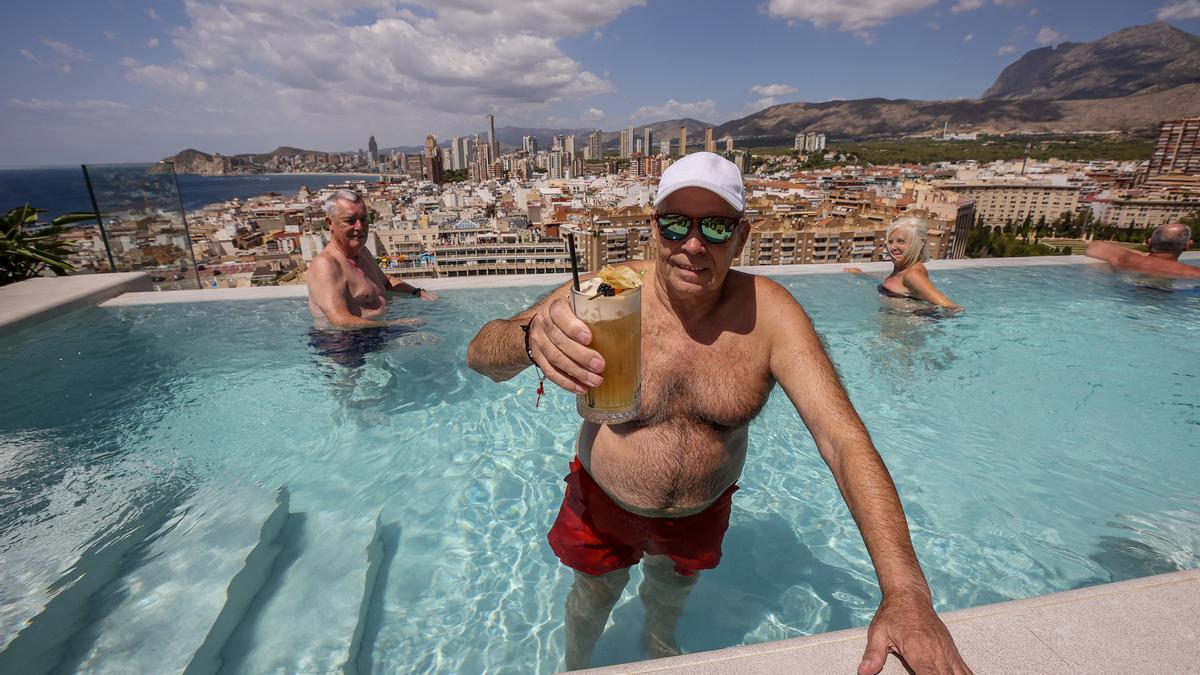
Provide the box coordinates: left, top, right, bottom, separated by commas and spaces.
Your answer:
306, 250, 343, 285
740, 272, 812, 327
1130, 256, 1200, 278
743, 271, 801, 303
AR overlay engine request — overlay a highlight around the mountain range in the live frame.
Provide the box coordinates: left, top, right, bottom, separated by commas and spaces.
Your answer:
168, 22, 1199, 170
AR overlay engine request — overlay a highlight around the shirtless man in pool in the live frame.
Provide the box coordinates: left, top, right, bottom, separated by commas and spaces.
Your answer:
307, 189, 437, 329
467, 153, 970, 674
306, 190, 437, 367
1084, 223, 1200, 278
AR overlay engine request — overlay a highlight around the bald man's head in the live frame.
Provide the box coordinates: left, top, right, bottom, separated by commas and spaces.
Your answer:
1148, 223, 1192, 256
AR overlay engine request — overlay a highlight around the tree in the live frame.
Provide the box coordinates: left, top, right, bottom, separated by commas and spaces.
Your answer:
1, 206, 96, 286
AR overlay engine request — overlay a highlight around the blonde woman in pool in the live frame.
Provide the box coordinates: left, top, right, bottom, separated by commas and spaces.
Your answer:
845, 216, 963, 311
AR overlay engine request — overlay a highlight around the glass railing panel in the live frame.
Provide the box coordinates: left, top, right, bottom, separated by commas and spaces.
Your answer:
81, 162, 201, 290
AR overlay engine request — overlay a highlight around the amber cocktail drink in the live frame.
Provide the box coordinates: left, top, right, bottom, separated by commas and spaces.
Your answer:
571, 268, 642, 423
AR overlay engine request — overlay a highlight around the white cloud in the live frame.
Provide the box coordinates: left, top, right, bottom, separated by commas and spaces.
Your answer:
7, 97, 134, 115
119, 56, 141, 67
925, 20, 940, 29
630, 99, 716, 122
18, 49, 48, 69
962, 33, 974, 43
997, 44, 1017, 55
993, 0, 1025, 6
1158, 0, 1200, 19
42, 38, 91, 63
1034, 25, 1065, 44
103, 30, 117, 39
146, 7, 163, 20
19, 38, 91, 74
592, 30, 603, 41
402, 0, 644, 38
1027, 7, 1039, 17
750, 83, 798, 97
581, 107, 604, 121
764, 0, 938, 34
108, 0, 641, 151
950, 0, 985, 14
147, 37, 160, 48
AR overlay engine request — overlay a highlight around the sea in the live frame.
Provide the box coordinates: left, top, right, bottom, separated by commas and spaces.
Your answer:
0, 167, 385, 217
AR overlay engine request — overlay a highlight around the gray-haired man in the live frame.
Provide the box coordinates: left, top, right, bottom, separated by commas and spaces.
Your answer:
307, 189, 437, 329
306, 190, 437, 367
467, 153, 969, 673
1085, 223, 1200, 278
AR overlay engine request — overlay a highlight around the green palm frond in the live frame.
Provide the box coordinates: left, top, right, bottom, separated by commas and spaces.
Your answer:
1, 204, 82, 285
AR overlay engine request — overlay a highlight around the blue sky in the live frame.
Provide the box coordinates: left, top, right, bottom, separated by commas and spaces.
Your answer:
4, 0, 1198, 165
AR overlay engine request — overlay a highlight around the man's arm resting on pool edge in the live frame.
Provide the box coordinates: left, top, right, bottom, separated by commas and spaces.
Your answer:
382, 275, 438, 300
1084, 240, 1137, 267
762, 280, 970, 675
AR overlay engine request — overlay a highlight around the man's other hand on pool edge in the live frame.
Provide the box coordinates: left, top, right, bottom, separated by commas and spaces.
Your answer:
859, 588, 972, 675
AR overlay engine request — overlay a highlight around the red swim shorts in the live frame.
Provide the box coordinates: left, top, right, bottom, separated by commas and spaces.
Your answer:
547, 457, 737, 577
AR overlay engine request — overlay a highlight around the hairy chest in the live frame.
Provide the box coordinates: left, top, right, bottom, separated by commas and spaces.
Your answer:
634, 318, 774, 430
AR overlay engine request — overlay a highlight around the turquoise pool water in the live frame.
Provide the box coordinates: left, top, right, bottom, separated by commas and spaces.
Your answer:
1, 264, 1198, 673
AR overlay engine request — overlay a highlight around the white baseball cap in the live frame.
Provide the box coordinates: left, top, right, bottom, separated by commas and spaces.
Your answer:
653, 151, 746, 213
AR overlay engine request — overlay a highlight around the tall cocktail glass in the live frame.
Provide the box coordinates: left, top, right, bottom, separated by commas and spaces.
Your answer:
570, 283, 641, 423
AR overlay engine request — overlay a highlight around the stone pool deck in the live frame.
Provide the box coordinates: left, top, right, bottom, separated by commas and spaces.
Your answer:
2, 255, 1198, 673
0, 271, 150, 338
577, 568, 1200, 674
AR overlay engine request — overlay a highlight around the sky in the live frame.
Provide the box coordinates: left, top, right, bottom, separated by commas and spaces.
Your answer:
4, 0, 1199, 165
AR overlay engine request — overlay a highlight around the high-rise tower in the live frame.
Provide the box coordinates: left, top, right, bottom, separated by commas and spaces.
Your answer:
487, 114, 499, 161
424, 134, 444, 184
1148, 117, 1200, 176
368, 135, 379, 164
620, 126, 635, 158
679, 126, 688, 156
587, 130, 601, 160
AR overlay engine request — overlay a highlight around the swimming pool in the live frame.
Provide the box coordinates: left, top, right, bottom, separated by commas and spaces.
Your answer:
1, 262, 1197, 673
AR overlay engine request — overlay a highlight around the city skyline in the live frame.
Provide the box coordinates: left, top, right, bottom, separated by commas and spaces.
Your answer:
4, 0, 1200, 165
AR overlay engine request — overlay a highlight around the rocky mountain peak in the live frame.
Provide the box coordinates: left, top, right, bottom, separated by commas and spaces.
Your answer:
982, 22, 1200, 100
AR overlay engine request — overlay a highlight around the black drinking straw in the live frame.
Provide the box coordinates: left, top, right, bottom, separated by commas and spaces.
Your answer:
566, 233, 581, 291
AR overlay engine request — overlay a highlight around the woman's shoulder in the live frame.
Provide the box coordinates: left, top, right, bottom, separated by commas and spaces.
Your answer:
902, 262, 931, 280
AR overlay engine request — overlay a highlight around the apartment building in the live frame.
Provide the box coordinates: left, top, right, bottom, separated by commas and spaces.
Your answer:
934, 179, 1077, 226
1091, 191, 1200, 228
737, 222, 883, 267
910, 186, 976, 259
562, 223, 643, 271
1147, 117, 1200, 177
373, 217, 440, 259
430, 239, 572, 277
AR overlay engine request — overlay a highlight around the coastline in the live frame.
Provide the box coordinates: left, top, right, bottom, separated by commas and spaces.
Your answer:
197, 171, 393, 178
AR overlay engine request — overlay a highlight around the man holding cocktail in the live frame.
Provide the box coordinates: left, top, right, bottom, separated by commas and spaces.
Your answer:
467, 153, 970, 675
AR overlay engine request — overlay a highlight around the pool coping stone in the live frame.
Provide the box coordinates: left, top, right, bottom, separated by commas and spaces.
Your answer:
99, 251, 1199, 306
575, 567, 1200, 674
0, 272, 151, 338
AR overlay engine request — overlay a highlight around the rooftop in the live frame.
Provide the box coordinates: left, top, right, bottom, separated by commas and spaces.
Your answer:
2, 254, 1197, 673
